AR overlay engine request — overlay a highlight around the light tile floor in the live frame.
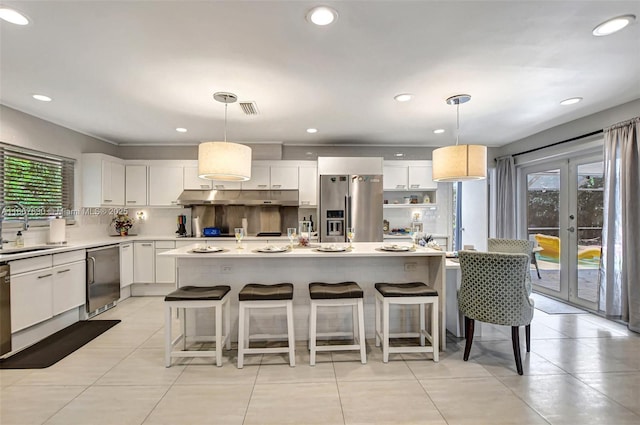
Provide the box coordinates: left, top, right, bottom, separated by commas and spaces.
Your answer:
1, 296, 639, 425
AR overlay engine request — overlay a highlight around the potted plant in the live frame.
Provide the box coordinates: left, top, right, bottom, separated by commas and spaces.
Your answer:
112, 213, 133, 236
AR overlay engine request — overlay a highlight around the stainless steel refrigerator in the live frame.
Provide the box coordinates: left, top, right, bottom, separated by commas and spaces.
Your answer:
319, 174, 383, 243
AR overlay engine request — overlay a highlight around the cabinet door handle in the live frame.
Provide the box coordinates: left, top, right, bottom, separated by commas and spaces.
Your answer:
410, 184, 419, 189
127, 201, 137, 204
272, 184, 282, 188
104, 199, 112, 203
141, 243, 153, 247
122, 244, 130, 249
396, 185, 406, 189
200, 184, 209, 189
171, 201, 177, 204
38, 273, 53, 279
214, 185, 224, 189
258, 184, 268, 188
57, 269, 71, 274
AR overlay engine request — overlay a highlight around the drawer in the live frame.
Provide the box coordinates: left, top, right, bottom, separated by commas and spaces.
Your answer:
9, 255, 53, 275
155, 241, 176, 249
53, 249, 86, 266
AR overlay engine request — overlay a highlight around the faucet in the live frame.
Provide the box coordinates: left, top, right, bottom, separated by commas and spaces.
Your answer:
0, 202, 29, 249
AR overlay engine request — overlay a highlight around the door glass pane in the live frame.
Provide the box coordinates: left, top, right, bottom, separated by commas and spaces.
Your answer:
527, 170, 561, 292
576, 162, 603, 303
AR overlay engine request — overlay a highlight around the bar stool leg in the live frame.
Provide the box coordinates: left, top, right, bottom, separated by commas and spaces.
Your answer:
165, 304, 172, 367
237, 303, 246, 369
286, 300, 296, 367
181, 307, 187, 350
352, 303, 359, 341
310, 302, 317, 366
375, 294, 381, 347
432, 301, 439, 362
358, 298, 366, 364
215, 300, 223, 367
419, 303, 426, 346
225, 297, 231, 350
382, 298, 390, 363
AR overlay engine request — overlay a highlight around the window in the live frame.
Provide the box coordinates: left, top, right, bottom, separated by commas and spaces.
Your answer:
0, 143, 75, 220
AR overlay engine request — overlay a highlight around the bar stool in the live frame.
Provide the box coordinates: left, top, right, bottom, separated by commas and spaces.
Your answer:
164, 285, 231, 367
374, 282, 439, 363
237, 283, 295, 368
308, 281, 366, 366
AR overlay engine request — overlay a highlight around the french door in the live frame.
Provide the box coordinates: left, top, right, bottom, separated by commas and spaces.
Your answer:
518, 154, 603, 310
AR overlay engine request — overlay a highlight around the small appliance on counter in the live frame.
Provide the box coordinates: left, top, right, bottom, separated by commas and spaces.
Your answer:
176, 215, 187, 237
203, 227, 221, 237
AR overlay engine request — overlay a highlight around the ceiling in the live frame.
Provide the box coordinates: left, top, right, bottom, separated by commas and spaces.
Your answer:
1, 1, 638, 147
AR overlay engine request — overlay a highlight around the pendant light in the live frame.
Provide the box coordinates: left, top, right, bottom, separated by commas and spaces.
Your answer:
432, 94, 487, 182
198, 92, 252, 181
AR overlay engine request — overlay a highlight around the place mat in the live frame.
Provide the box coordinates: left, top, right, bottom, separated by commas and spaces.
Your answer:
255, 246, 291, 253
378, 245, 415, 252
190, 247, 227, 253
315, 246, 351, 252
0, 320, 120, 369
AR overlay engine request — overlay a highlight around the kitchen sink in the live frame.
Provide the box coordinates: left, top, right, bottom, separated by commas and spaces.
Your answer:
0, 246, 58, 255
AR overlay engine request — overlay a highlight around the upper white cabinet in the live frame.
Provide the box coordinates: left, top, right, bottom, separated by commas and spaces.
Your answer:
183, 166, 212, 190
298, 164, 318, 206
149, 165, 183, 206
82, 154, 125, 207
408, 164, 436, 189
125, 164, 147, 206
383, 161, 436, 191
242, 162, 300, 190
241, 164, 270, 190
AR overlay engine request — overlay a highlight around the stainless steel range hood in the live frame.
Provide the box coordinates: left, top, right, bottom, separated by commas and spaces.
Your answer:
177, 190, 299, 206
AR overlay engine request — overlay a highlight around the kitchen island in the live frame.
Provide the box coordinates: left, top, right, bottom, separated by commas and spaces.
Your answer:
161, 241, 446, 350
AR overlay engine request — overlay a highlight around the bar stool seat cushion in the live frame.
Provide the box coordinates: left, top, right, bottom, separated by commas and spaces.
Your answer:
309, 281, 363, 299
375, 282, 438, 297
239, 283, 294, 301
165, 285, 231, 302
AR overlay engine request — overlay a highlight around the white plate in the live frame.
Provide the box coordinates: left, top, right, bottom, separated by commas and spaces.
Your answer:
380, 244, 413, 252
316, 246, 348, 252
256, 246, 290, 253
190, 246, 225, 253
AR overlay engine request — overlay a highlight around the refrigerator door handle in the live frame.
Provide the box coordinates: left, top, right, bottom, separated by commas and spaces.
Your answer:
87, 256, 96, 285
346, 195, 352, 233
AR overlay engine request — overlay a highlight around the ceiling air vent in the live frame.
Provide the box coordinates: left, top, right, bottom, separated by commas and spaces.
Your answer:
239, 101, 259, 115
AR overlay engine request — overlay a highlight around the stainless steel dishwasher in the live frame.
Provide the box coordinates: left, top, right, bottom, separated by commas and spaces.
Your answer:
86, 245, 120, 315
0, 264, 10, 356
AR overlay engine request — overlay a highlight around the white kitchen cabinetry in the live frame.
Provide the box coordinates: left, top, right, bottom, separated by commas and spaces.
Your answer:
149, 165, 184, 206
133, 241, 155, 283
241, 164, 270, 190
120, 242, 134, 287
82, 154, 125, 207
52, 261, 85, 316
408, 165, 436, 189
10, 267, 54, 332
383, 165, 408, 190
155, 241, 176, 284
125, 164, 147, 206
270, 165, 299, 190
183, 166, 212, 190
298, 165, 318, 206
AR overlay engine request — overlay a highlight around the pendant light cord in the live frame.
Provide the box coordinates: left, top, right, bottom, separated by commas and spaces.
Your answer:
224, 103, 228, 143
455, 102, 460, 146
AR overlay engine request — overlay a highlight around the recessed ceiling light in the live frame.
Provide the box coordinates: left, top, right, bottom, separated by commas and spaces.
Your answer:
306, 6, 338, 26
560, 97, 582, 106
306, 128, 318, 134
395, 153, 404, 157
394, 93, 413, 102
32, 94, 52, 102
592, 14, 635, 36
433, 129, 445, 134
0, 7, 29, 25
176, 127, 187, 133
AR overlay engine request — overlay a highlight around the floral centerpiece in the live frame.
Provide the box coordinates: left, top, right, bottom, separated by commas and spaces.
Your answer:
112, 213, 133, 236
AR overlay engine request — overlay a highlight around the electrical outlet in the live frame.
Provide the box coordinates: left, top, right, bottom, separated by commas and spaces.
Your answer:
220, 265, 232, 273
404, 262, 417, 271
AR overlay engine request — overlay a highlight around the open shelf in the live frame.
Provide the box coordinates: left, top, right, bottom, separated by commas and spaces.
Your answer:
383, 203, 437, 209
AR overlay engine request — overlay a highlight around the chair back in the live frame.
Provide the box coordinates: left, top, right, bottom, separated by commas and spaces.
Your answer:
458, 251, 534, 327
488, 238, 534, 294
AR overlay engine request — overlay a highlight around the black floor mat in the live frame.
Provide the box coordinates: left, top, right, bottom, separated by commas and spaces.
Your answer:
0, 320, 120, 369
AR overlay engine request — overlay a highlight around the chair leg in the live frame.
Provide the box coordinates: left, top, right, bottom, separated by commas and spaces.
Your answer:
357, 299, 366, 364
525, 324, 531, 353
286, 300, 296, 367
533, 254, 541, 279
164, 304, 172, 368
382, 299, 390, 363
181, 307, 187, 350
511, 326, 524, 375
237, 303, 245, 369
419, 303, 426, 346
309, 302, 317, 366
215, 301, 223, 367
225, 297, 231, 350
431, 302, 439, 362
375, 295, 381, 347
463, 316, 474, 361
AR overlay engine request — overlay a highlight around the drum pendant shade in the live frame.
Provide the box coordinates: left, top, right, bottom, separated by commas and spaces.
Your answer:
432, 144, 487, 182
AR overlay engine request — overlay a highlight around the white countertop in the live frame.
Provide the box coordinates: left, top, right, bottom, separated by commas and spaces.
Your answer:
160, 241, 446, 259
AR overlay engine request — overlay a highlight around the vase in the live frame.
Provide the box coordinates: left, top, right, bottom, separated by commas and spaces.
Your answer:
119, 229, 128, 236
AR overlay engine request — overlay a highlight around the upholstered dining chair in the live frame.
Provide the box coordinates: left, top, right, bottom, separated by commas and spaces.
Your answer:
488, 238, 536, 289
458, 250, 534, 375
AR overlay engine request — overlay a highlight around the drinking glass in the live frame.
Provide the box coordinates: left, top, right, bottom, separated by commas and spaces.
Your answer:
347, 227, 355, 249
409, 225, 420, 248
234, 227, 244, 249
287, 227, 297, 248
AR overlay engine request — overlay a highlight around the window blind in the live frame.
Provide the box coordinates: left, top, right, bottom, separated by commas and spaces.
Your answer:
0, 143, 75, 220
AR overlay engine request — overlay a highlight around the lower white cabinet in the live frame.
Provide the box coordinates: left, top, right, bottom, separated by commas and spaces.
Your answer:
133, 242, 155, 283
10, 268, 54, 332
52, 261, 85, 316
155, 241, 176, 284
120, 242, 134, 287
